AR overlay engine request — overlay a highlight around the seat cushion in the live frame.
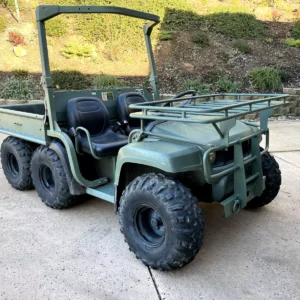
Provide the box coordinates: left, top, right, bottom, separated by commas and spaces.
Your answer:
117, 92, 148, 131
79, 129, 128, 157
67, 97, 110, 136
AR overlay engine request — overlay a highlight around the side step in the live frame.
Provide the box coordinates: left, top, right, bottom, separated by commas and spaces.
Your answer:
86, 182, 115, 203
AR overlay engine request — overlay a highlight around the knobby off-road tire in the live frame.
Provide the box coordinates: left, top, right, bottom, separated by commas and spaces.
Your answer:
246, 151, 281, 208
31, 146, 77, 209
1, 136, 34, 190
119, 173, 205, 271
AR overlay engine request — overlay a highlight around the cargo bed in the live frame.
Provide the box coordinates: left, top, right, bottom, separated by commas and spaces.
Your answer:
0, 103, 47, 144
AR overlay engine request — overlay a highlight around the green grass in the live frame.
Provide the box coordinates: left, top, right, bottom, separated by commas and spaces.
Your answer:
92, 74, 127, 89
62, 42, 95, 59
249, 67, 282, 91
0, 77, 39, 100
159, 31, 173, 41
46, 18, 67, 37
285, 38, 300, 48
11, 69, 29, 78
207, 13, 266, 38
234, 40, 252, 54
0, 16, 6, 33
214, 75, 242, 93
51, 70, 90, 90
291, 21, 300, 39
192, 32, 209, 46
182, 79, 211, 95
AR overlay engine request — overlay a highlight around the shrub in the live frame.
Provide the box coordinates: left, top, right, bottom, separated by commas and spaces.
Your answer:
46, 18, 67, 37
214, 75, 242, 93
285, 38, 300, 48
159, 31, 173, 41
12, 69, 29, 78
92, 74, 127, 89
264, 38, 273, 43
51, 70, 90, 90
192, 32, 209, 46
208, 13, 265, 38
182, 79, 211, 95
62, 42, 95, 58
75, 0, 193, 51
291, 21, 300, 39
234, 40, 252, 54
271, 8, 281, 22
249, 67, 282, 91
0, 0, 13, 8
278, 68, 292, 83
0, 77, 39, 100
8, 31, 26, 46
0, 16, 6, 32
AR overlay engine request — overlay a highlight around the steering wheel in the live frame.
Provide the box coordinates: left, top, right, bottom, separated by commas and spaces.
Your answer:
163, 90, 197, 107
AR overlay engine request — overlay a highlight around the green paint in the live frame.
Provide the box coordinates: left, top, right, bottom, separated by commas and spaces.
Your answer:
0, 5, 290, 219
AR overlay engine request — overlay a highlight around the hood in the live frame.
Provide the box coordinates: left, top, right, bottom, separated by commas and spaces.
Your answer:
150, 119, 256, 147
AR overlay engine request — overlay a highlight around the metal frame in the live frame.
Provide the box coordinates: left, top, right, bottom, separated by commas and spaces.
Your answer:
129, 93, 289, 146
35, 5, 160, 188
129, 93, 289, 217
36, 5, 160, 130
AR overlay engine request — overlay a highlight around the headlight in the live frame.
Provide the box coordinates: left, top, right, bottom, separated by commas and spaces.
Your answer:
209, 152, 216, 163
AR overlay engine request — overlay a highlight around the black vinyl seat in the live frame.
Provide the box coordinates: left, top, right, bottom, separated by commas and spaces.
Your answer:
117, 92, 148, 134
67, 97, 127, 157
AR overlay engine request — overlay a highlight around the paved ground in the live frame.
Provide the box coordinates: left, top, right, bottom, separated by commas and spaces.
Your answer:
0, 121, 299, 300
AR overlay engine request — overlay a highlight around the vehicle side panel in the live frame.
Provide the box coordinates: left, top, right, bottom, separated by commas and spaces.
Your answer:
0, 107, 47, 144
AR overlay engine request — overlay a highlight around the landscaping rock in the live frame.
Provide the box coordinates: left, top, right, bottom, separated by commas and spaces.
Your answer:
13, 45, 27, 57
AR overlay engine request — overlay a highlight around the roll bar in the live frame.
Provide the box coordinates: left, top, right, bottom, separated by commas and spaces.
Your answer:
36, 5, 160, 23
36, 5, 160, 131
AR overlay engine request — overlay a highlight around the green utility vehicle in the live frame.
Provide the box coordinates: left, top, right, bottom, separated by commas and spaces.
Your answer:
0, 5, 288, 270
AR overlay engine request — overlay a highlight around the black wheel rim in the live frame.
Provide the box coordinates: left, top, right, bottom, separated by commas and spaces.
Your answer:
134, 205, 166, 246
39, 165, 55, 192
7, 153, 19, 177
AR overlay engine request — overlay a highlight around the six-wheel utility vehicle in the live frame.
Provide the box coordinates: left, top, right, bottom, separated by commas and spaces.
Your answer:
0, 5, 289, 270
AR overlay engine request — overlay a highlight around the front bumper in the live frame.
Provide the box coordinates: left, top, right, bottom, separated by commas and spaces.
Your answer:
203, 128, 269, 218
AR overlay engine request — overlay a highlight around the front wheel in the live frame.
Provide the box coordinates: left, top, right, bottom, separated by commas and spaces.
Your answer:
119, 173, 205, 271
246, 151, 281, 208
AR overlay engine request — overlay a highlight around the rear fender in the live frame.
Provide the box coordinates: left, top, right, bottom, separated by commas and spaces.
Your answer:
49, 140, 85, 195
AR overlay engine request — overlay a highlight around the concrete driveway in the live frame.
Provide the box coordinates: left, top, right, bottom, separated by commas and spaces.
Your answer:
0, 121, 300, 300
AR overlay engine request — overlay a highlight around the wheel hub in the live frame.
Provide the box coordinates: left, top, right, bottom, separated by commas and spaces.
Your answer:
135, 206, 166, 246
7, 153, 19, 177
39, 165, 55, 192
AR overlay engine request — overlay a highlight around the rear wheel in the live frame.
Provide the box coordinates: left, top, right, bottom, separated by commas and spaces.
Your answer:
246, 151, 281, 208
1, 136, 34, 190
119, 173, 204, 271
31, 146, 77, 209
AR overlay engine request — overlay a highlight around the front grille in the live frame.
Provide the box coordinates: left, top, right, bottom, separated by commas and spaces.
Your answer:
213, 140, 251, 167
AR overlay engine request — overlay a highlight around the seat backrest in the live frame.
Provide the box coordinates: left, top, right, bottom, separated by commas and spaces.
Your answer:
117, 92, 148, 128
67, 97, 109, 135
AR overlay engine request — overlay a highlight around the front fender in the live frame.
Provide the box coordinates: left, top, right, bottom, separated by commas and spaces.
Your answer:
114, 140, 202, 185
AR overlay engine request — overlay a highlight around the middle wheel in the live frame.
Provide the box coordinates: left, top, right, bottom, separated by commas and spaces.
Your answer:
31, 146, 77, 209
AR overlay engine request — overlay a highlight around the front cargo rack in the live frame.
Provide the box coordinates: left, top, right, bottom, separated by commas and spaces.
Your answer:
129, 93, 289, 146
129, 93, 289, 218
